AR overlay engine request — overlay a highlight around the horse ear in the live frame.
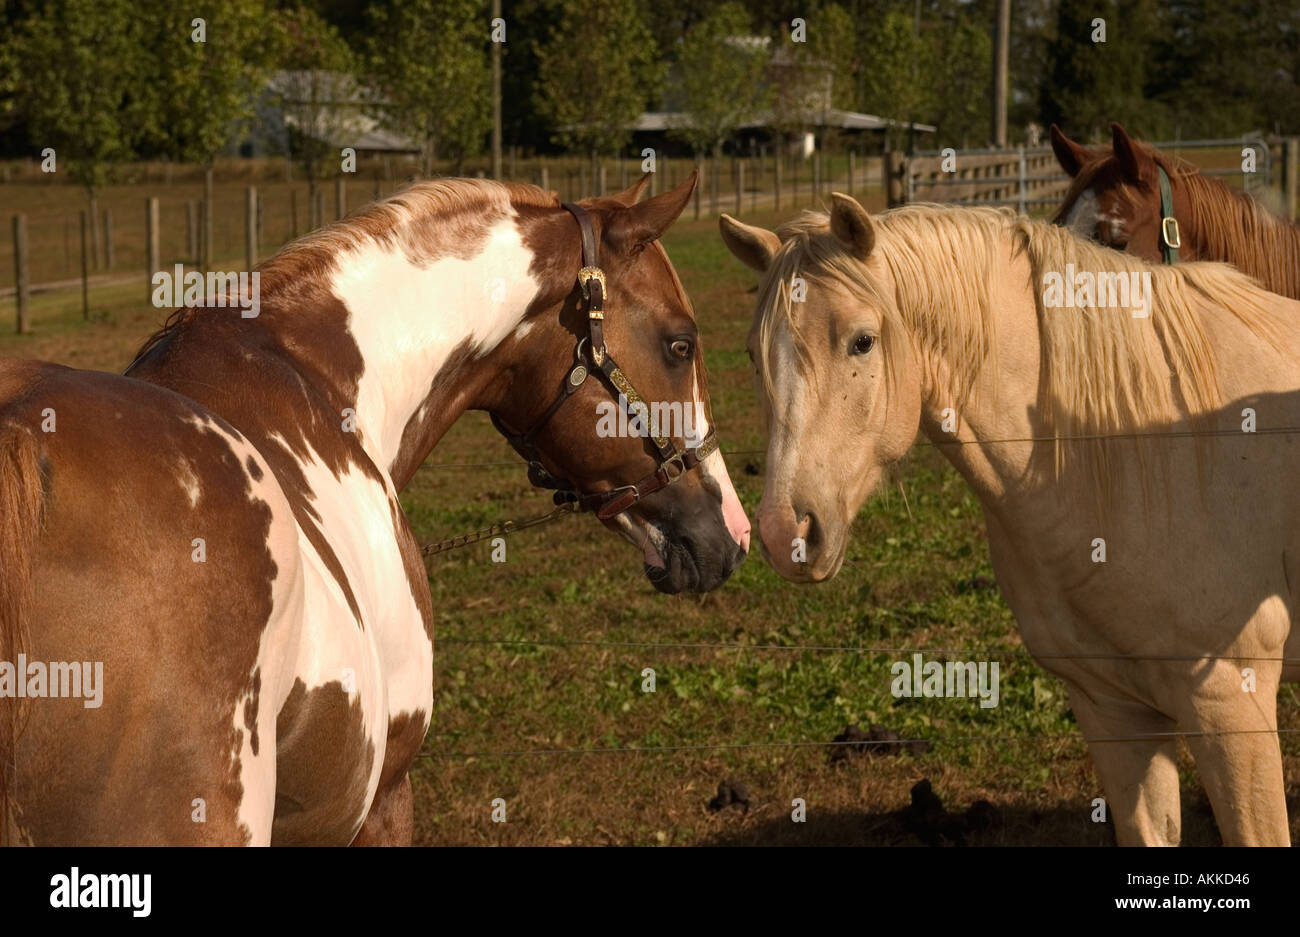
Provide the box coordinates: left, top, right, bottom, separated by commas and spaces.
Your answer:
719, 213, 779, 273
1110, 122, 1146, 182
609, 173, 652, 207
606, 172, 697, 249
1050, 124, 1091, 177
830, 192, 875, 260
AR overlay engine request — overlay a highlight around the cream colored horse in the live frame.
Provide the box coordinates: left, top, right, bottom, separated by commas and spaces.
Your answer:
721, 195, 1300, 846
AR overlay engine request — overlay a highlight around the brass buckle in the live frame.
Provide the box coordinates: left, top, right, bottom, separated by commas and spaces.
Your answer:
578, 266, 606, 319
1161, 216, 1181, 250
660, 450, 688, 482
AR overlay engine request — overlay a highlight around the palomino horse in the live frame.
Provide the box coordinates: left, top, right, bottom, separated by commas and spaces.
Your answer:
1052, 122, 1300, 299
721, 195, 1300, 845
0, 174, 749, 845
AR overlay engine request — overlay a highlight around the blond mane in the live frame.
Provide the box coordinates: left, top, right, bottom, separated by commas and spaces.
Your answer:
757, 202, 1285, 491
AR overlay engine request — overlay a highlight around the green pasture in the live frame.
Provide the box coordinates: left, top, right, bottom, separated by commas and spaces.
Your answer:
3, 187, 1298, 846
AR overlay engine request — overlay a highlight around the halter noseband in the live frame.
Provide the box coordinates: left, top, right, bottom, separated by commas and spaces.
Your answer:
489, 202, 719, 521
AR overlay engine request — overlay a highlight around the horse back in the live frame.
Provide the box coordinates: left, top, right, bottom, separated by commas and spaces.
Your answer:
0, 359, 304, 844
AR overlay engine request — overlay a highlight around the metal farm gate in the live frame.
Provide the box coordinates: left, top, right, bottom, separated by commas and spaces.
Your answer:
903, 137, 1274, 215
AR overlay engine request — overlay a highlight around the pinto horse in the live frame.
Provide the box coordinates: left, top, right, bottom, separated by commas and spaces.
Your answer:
1052, 122, 1300, 299
0, 175, 749, 845
722, 195, 1300, 845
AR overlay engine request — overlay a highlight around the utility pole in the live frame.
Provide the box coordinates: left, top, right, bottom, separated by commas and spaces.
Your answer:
992, 0, 1010, 147
491, 0, 503, 179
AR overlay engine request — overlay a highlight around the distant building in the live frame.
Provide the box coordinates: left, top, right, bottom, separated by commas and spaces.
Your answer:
635, 36, 935, 157
235, 71, 420, 159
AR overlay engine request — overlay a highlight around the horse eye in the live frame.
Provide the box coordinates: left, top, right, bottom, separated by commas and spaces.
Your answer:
670, 338, 693, 359
850, 334, 875, 356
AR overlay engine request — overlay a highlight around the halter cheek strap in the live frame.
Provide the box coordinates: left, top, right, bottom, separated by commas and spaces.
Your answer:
1158, 165, 1180, 264
489, 202, 719, 521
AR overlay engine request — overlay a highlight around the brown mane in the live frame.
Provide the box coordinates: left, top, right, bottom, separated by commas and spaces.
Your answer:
126, 178, 560, 372
1054, 139, 1300, 300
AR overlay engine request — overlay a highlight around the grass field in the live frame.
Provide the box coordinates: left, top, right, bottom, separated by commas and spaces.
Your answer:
3, 181, 1298, 846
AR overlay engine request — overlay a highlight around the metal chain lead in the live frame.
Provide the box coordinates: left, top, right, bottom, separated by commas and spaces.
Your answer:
420, 501, 578, 558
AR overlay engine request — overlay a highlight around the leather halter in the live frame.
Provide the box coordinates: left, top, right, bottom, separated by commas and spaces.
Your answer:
1158, 165, 1181, 264
489, 202, 719, 521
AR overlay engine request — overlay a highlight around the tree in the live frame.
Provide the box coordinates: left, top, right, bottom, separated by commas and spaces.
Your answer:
1039, 0, 1166, 141
7, 0, 151, 195
934, 18, 991, 149
769, 4, 861, 156
140, 1, 279, 166
365, 0, 490, 175
534, 0, 662, 167
670, 3, 770, 162
857, 10, 935, 151
272, 6, 360, 205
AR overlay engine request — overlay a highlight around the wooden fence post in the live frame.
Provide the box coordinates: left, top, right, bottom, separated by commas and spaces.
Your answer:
774, 155, 782, 210
88, 190, 101, 269
79, 210, 89, 320
146, 197, 160, 307
246, 186, 258, 270
735, 160, 744, 216
1287, 137, 1299, 222
335, 176, 346, 220
186, 200, 197, 262
694, 157, 702, 220
290, 189, 299, 239
13, 214, 30, 334
102, 208, 114, 269
886, 151, 905, 207
848, 151, 856, 196
202, 167, 214, 271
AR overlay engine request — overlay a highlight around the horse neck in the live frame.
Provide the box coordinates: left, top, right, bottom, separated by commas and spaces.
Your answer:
314, 220, 543, 487
1182, 171, 1300, 300
137, 213, 542, 492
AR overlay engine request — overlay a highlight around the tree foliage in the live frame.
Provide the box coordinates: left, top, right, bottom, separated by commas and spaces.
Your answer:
6, 0, 154, 190
534, 0, 662, 155
365, 0, 491, 173
670, 2, 770, 156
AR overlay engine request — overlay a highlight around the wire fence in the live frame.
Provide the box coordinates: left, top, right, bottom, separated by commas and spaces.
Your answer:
410, 410, 1300, 779
417, 423, 1300, 474
419, 726, 1300, 762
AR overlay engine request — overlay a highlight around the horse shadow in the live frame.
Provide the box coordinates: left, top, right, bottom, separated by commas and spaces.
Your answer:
695, 788, 1300, 846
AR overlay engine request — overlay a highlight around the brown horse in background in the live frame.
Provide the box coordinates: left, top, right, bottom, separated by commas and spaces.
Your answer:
0, 174, 749, 845
1052, 122, 1300, 299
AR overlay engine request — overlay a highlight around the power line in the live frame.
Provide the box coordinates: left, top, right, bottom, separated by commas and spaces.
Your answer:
417, 425, 1300, 471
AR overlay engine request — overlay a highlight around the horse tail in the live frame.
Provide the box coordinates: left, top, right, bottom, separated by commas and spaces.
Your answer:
0, 423, 42, 846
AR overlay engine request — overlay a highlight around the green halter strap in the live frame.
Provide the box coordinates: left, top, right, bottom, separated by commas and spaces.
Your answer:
1158, 165, 1181, 264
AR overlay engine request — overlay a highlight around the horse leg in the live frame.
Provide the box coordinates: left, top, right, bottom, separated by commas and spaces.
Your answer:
1176, 661, 1289, 846
1065, 682, 1182, 845
350, 773, 413, 846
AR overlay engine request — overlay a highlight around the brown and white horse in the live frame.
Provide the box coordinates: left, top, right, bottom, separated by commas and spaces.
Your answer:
722, 195, 1300, 845
0, 175, 749, 845
1052, 122, 1300, 299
